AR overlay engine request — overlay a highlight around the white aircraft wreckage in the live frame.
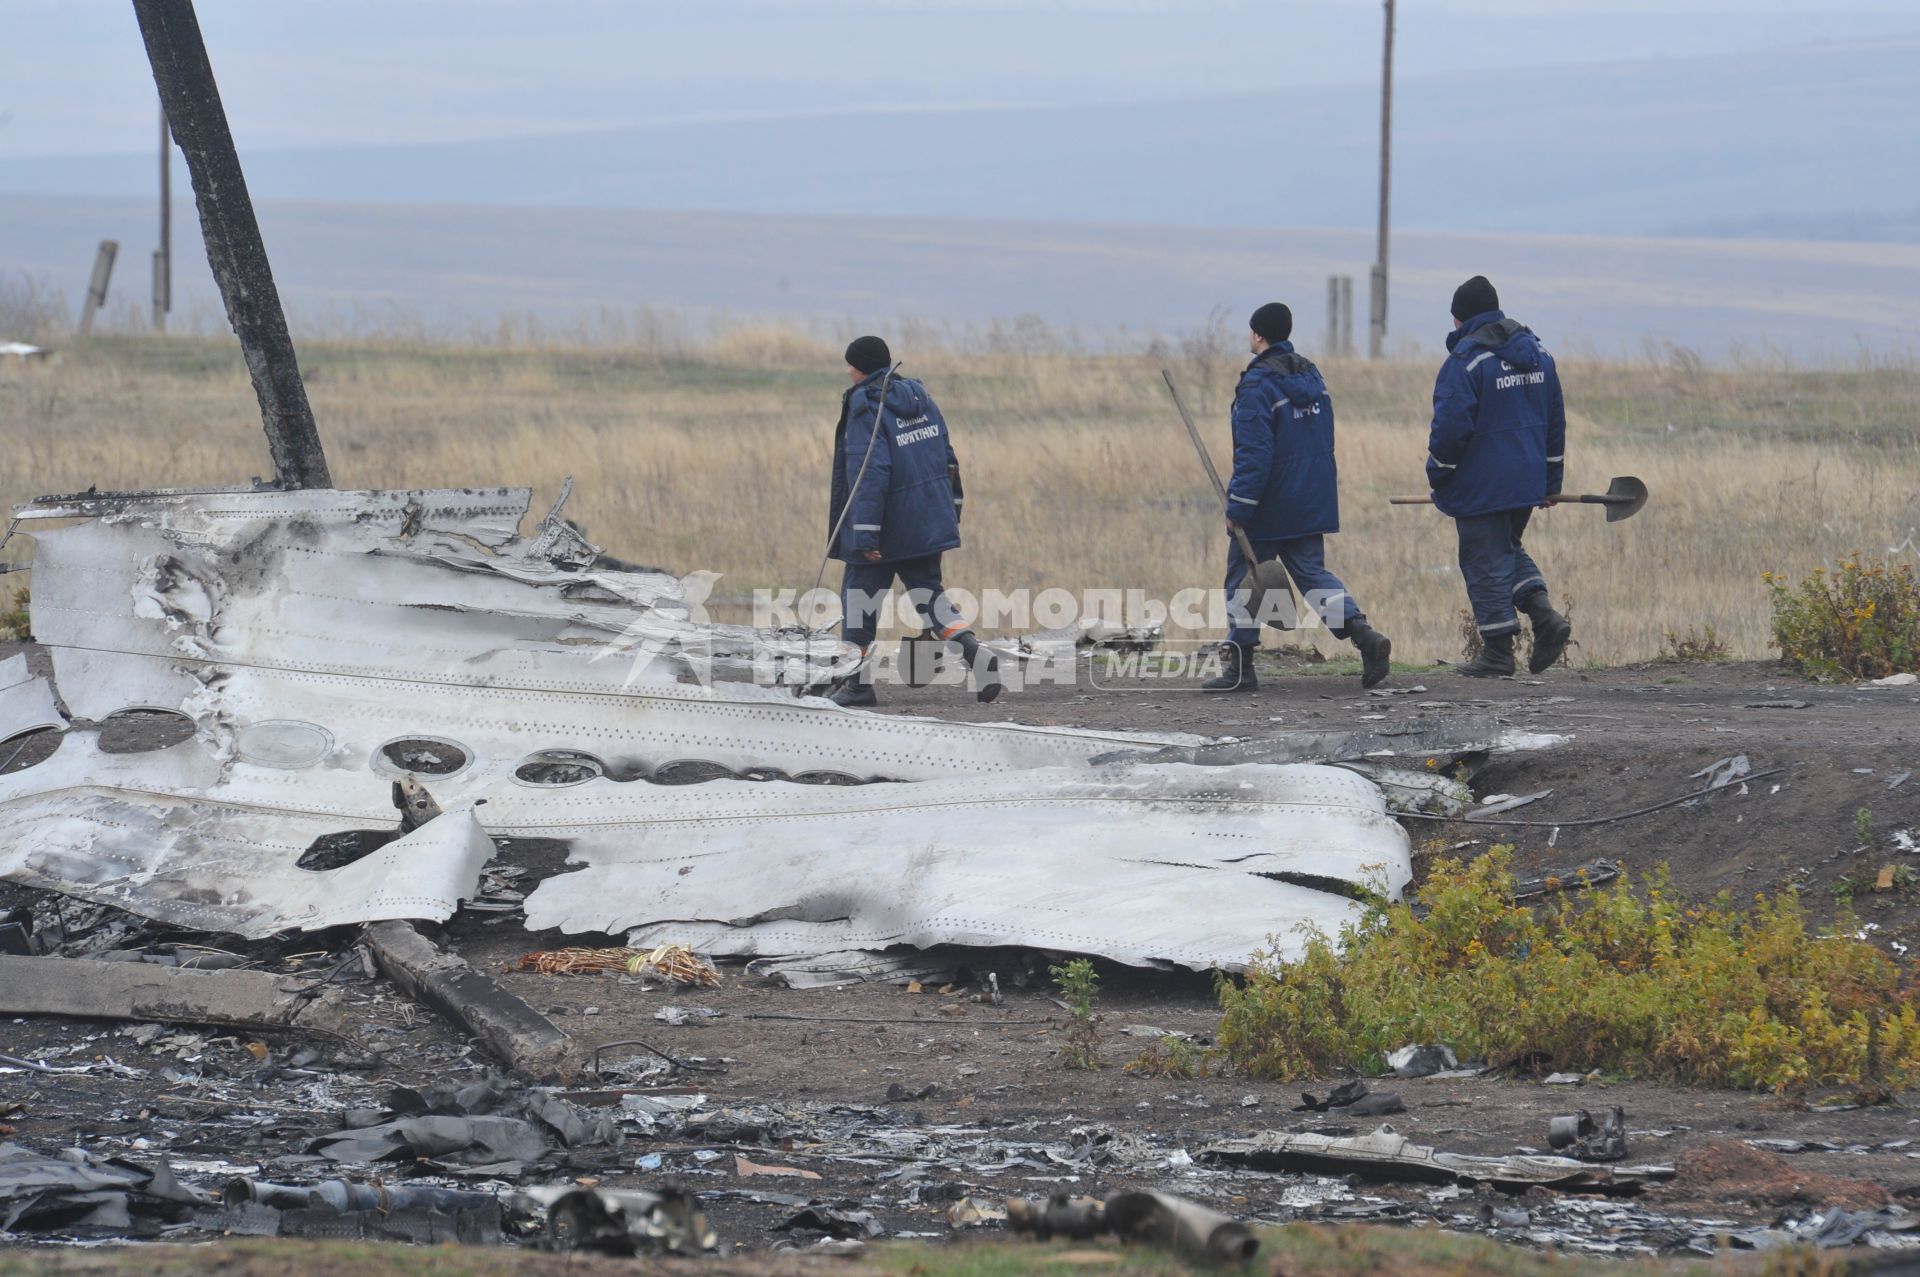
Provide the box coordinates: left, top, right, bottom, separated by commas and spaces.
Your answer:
0, 483, 1560, 973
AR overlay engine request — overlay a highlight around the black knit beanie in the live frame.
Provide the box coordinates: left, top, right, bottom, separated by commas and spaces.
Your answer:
844, 335, 892, 375
1450, 276, 1500, 322
1248, 302, 1293, 343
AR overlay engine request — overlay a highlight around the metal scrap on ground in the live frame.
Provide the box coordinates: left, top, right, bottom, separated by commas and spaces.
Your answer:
1008, 1188, 1260, 1263
1202, 1126, 1676, 1193
0, 953, 353, 1039
4, 1038, 1910, 1256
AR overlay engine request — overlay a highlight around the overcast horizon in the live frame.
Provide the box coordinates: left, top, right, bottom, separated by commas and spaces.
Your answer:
6, 1, 1918, 159
4, 1, 1917, 359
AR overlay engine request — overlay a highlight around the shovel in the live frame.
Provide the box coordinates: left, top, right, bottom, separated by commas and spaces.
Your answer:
1389, 475, 1649, 523
1161, 370, 1298, 629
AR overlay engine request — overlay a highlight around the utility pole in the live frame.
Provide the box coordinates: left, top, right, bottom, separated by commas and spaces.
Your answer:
154, 102, 171, 333
130, 0, 331, 489
1369, 0, 1395, 360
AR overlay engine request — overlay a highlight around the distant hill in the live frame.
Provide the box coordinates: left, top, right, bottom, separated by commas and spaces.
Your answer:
1, 40, 1915, 242
1662, 207, 1920, 244
6, 194, 1916, 362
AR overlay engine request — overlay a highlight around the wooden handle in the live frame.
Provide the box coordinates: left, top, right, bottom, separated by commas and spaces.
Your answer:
1389, 493, 1628, 507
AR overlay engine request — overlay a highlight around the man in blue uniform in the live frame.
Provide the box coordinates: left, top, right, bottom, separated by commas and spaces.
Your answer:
825, 335, 1000, 707
1425, 276, 1573, 678
1205, 302, 1392, 693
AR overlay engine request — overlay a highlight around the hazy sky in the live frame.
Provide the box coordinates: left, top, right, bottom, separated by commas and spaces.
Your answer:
5, 0, 1917, 159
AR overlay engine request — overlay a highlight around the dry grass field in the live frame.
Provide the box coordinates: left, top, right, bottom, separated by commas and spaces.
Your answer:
1, 325, 1915, 665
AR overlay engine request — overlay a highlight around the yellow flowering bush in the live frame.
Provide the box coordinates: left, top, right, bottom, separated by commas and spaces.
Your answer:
1766, 553, 1920, 680
1216, 848, 1920, 1093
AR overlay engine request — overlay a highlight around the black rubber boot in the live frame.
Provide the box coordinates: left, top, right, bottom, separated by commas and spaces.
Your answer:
1457, 631, 1516, 678
1202, 642, 1258, 693
829, 680, 877, 707
829, 646, 878, 706
1349, 619, 1393, 690
1519, 594, 1571, 674
951, 630, 1003, 703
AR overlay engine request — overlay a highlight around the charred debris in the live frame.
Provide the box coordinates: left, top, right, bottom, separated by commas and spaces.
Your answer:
1, 0, 1864, 1263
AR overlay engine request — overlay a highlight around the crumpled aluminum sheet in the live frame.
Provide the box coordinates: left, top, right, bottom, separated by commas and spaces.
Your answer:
1098, 713, 1564, 768
527, 762, 1406, 969
17, 488, 1204, 778
0, 736, 497, 937
0, 654, 63, 742
1202, 1126, 1676, 1192
0, 485, 1411, 963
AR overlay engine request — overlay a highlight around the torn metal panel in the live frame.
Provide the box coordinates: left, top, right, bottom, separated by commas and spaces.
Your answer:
0, 1141, 204, 1236
524, 763, 1409, 970
0, 734, 496, 936
745, 949, 963, 989
1097, 713, 1564, 769
0, 656, 64, 741
1333, 762, 1474, 816
987, 617, 1163, 662
520, 1183, 718, 1255
0, 953, 353, 1038
1, 485, 1412, 966
17, 485, 529, 543
15, 487, 1200, 777
1202, 1127, 1675, 1193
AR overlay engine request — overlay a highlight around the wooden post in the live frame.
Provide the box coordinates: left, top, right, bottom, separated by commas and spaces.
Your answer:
1326, 275, 1341, 356
1368, 265, 1387, 361
1339, 274, 1354, 357
154, 102, 171, 333
77, 240, 118, 337
130, 0, 331, 489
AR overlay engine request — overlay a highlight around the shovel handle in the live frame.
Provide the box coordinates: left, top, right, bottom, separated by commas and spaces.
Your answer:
1160, 368, 1300, 612
1387, 493, 1630, 506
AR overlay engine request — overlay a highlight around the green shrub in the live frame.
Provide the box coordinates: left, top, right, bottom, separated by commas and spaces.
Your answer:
1050, 958, 1102, 1070
1656, 624, 1731, 664
1216, 848, 1920, 1093
1458, 600, 1576, 668
1123, 1034, 1210, 1079
1766, 554, 1920, 680
1457, 608, 1483, 663
0, 587, 27, 642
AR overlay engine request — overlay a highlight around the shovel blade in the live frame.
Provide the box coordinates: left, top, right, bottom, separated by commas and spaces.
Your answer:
1250, 562, 1297, 630
1603, 475, 1649, 523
